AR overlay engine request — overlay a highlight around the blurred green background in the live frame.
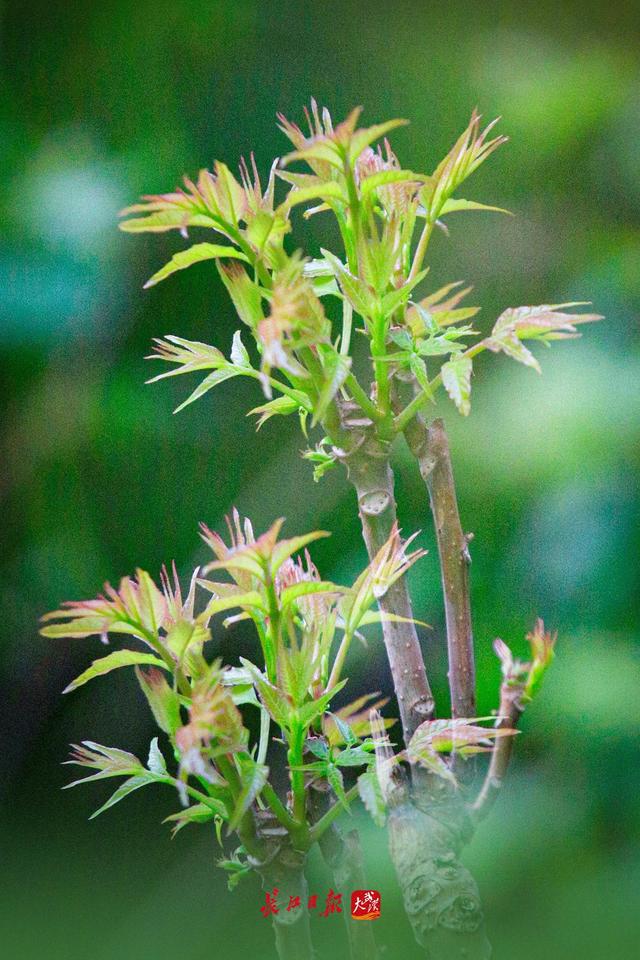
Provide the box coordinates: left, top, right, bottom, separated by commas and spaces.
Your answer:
2, 1, 639, 958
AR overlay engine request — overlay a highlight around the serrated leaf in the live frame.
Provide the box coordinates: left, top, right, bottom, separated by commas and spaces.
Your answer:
245, 210, 276, 251
406, 743, 456, 783
147, 737, 168, 776
296, 679, 347, 728
281, 180, 346, 213
313, 348, 351, 426
321, 249, 376, 319
228, 755, 268, 832
63, 741, 145, 788
305, 737, 330, 760
381, 269, 429, 316
135, 666, 182, 736
89, 773, 165, 819
441, 356, 472, 416
164, 802, 224, 836
230, 330, 251, 368
439, 197, 511, 217
409, 354, 432, 396
485, 330, 540, 372
279, 580, 341, 611
334, 746, 372, 767
357, 770, 386, 827
330, 713, 358, 746
349, 118, 409, 160
217, 262, 265, 329
326, 764, 348, 808
144, 243, 248, 288
202, 589, 266, 619
173, 366, 244, 414
270, 530, 331, 574
359, 168, 427, 200
63, 651, 167, 694
248, 392, 310, 430
239, 658, 291, 728
119, 209, 196, 233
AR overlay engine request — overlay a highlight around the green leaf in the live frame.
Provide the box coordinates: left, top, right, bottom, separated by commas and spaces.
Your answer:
63, 742, 145, 788
313, 348, 351, 426
279, 580, 341, 612
119, 209, 199, 233
297, 679, 347, 728
381, 269, 429, 317
173, 366, 244, 414
201, 589, 266, 619
334, 746, 372, 767
281, 180, 346, 212
326, 764, 349, 808
439, 197, 511, 217
228, 755, 268, 832
303, 441, 338, 482
330, 713, 358, 746
89, 773, 166, 819
270, 530, 331, 574
282, 140, 344, 172
147, 737, 168, 776
144, 243, 248, 288
239, 658, 291, 728
135, 666, 182, 736
357, 770, 386, 827
305, 737, 330, 760
217, 262, 265, 328
359, 168, 427, 200
245, 210, 277, 251
485, 329, 540, 372
248, 392, 310, 430
63, 651, 167, 694
349, 118, 409, 160
406, 743, 456, 783
356, 610, 429, 629
164, 802, 224, 836
230, 330, 251, 369
409, 354, 432, 396
441, 356, 472, 416
321, 249, 376, 319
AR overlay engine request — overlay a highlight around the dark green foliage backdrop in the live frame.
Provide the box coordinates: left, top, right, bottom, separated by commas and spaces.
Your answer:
1, 2, 639, 958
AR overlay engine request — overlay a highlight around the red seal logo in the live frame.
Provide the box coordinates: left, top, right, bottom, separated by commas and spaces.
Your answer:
350, 890, 381, 920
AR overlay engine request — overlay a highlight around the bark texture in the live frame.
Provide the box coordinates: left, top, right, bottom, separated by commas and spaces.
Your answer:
371, 708, 491, 960
404, 414, 476, 719
309, 768, 379, 960
388, 795, 491, 960
260, 851, 314, 960
339, 404, 434, 742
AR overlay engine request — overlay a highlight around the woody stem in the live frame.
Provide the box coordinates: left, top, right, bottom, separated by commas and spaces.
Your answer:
345, 434, 434, 744
403, 414, 476, 719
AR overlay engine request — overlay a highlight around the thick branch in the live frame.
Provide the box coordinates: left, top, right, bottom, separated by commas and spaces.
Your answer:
387, 798, 491, 959
342, 418, 434, 742
472, 681, 524, 820
260, 855, 314, 960
309, 778, 379, 960
404, 415, 476, 719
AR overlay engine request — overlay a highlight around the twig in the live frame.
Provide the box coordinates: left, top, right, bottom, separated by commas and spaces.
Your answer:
472, 680, 524, 820
404, 414, 476, 719
309, 783, 360, 843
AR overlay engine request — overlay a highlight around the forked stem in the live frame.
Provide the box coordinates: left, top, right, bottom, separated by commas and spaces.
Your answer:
343, 420, 434, 742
